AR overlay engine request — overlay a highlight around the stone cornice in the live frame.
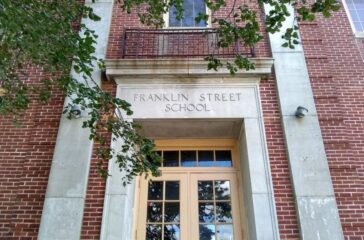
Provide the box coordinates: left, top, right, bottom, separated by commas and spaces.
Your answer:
104, 58, 274, 82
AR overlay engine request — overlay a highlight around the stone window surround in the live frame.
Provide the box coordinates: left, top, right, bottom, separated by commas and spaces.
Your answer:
101, 58, 280, 240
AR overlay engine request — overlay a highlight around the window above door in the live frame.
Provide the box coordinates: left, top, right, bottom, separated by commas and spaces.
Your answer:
154, 139, 239, 169
154, 150, 233, 167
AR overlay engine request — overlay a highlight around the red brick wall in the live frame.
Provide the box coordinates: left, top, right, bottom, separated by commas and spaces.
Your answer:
0, 2, 88, 238
0, 68, 64, 239
80, 80, 115, 240
299, 8, 364, 239
260, 77, 300, 239
0, 1, 86, 238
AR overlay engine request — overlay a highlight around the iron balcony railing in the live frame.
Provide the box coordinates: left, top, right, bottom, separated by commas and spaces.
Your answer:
121, 28, 256, 59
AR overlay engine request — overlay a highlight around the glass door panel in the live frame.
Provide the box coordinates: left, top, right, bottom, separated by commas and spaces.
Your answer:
138, 172, 241, 240
191, 173, 242, 240
138, 174, 188, 240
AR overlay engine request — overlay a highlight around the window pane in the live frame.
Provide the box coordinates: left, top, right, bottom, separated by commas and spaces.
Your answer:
146, 224, 162, 239
215, 151, 232, 167
199, 224, 216, 240
164, 224, 180, 240
351, 0, 364, 9
199, 202, 214, 223
166, 181, 180, 200
169, 5, 181, 27
349, 9, 360, 21
147, 202, 163, 222
216, 224, 234, 240
147, 151, 162, 167
198, 181, 214, 200
182, 0, 194, 26
164, 151, 179, 167
358, 1, 364, 10
354, 21, 363, 31
148, 181, 163, 200
198, 151, 214, 167
358, 10, 364, 19
347, 0, 356, 9
181, 150, 197, 167
156, 151, 162, 166
195, 0, 207, 26
165, 202, 180, 222
215, 202, 233, 223
169, 0, 207, 27
346, 0, 364, 32
215, 180, 231, 200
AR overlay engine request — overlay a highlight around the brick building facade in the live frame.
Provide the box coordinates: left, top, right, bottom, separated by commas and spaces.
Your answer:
0, 0, 363, 239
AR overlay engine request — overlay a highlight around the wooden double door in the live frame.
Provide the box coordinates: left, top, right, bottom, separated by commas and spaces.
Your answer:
136, 171, 242, 240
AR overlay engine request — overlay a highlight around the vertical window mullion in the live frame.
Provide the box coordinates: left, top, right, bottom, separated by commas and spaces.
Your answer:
212, 180, 217, 237
162, 181, 165, 240
162, 151, 164, 167
213, 150, 216, 167
196, 151, 198, 167
179, 150, 181, 167
192, 0, 195, 27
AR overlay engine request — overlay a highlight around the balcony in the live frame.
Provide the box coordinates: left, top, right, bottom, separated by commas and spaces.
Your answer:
121, 28, 256, 59
105, 28, 272, 81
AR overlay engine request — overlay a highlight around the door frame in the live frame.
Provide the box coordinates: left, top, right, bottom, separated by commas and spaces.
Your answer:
134, 139, 245, 240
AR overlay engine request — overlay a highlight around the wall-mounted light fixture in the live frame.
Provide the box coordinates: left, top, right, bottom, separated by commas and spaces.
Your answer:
295, 106, 308, 118
70, 104, 82, 119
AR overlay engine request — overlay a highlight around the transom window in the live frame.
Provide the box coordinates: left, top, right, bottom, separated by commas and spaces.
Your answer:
344, 0, 364, 33
155, 150, 233, 167
168, 0, 208, 27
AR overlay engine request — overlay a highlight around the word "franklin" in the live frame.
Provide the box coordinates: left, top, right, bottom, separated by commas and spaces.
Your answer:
133, 92, 242, 102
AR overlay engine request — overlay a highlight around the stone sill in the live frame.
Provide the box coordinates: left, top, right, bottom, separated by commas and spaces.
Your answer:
104, 58, 274, 81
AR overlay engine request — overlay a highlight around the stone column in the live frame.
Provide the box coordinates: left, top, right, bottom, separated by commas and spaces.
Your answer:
38, 1, 114, 239
240, 118, 280, 240
263, 4, 344, 239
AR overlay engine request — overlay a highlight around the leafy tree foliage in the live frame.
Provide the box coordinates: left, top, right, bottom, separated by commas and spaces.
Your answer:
0, 0, 340, 183
0, 0, 160, 184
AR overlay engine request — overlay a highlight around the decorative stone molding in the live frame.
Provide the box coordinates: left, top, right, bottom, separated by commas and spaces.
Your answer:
104, 58, 274, 80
